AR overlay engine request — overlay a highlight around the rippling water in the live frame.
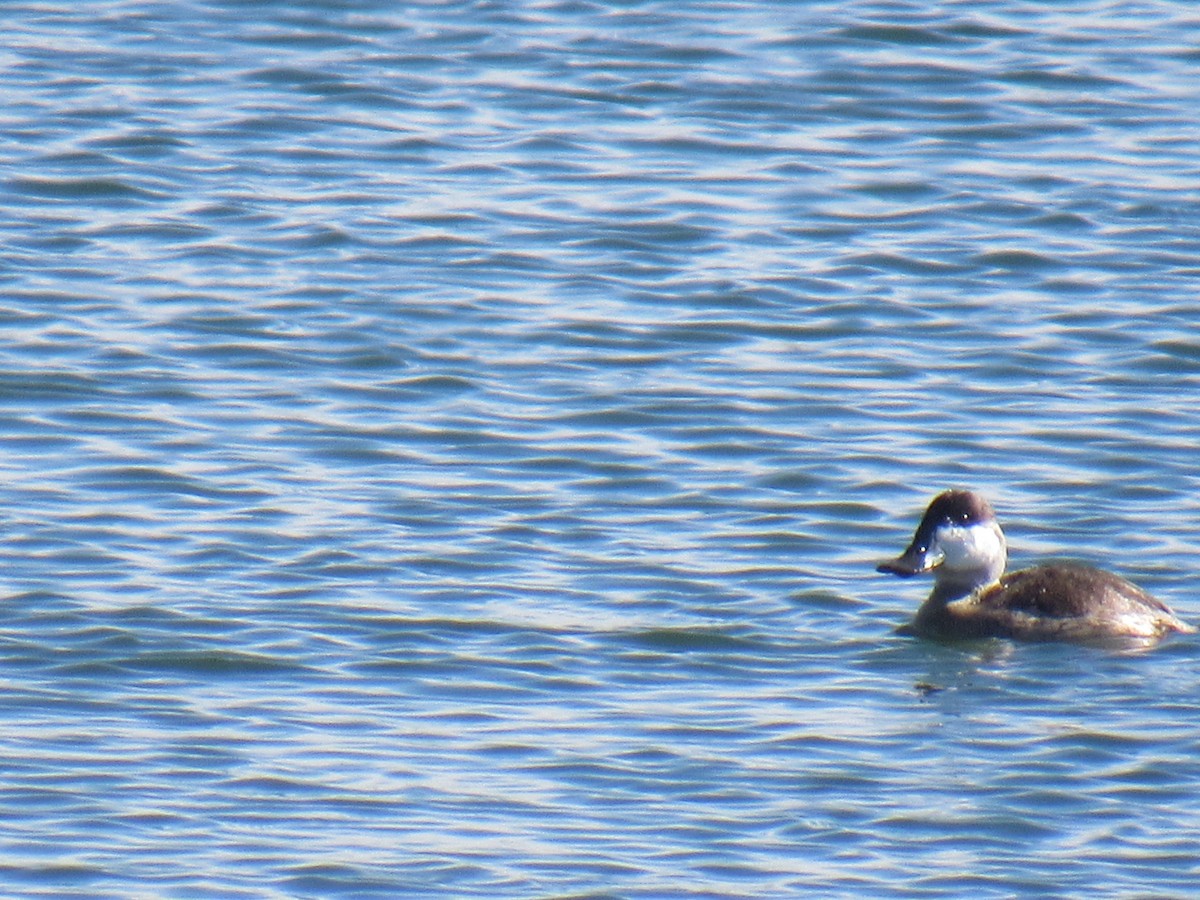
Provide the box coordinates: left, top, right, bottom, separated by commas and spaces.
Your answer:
3, 0, 1200, 896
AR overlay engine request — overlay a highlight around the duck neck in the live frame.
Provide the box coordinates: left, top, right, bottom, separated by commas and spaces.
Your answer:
911, 574, 997, 636
931, 570, 996, 603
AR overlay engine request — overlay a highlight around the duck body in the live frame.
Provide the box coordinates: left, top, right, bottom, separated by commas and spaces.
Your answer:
879, 490, 1193, 643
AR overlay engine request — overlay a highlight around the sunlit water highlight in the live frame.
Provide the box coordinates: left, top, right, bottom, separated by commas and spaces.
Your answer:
2, 1, 1200, 896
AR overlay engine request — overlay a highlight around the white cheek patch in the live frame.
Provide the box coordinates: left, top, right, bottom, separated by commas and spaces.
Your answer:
935, 523, 1003, 570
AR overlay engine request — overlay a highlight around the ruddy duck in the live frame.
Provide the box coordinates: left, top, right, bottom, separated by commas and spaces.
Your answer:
878, 490, 1193, 642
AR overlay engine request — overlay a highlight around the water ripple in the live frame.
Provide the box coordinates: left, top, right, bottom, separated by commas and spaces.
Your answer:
1, 0, 1200, 896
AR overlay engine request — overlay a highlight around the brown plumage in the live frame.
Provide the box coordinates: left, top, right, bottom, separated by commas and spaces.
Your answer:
880, 491, 1193, 643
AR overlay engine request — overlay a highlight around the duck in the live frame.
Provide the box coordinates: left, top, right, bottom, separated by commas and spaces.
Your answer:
877, 489, 1193, 642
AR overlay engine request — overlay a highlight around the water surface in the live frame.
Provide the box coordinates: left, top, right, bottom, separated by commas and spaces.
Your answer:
2, 1, 1200, 896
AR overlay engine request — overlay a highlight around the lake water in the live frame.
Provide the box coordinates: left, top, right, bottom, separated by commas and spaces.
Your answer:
2, 0, 1200, 896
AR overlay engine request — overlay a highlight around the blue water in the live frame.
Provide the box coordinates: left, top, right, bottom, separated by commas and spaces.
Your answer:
2, 0, 1200, 896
